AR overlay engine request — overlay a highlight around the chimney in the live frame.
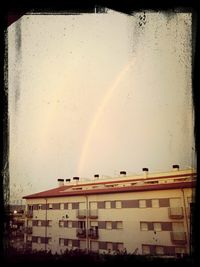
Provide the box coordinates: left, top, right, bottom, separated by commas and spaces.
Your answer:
172, 165, 179, 171
94, 174, 99, 179
57, 179, 64, 187
142, 168, 149, 178
120, 171, 126, 177
73, 177, 79, 185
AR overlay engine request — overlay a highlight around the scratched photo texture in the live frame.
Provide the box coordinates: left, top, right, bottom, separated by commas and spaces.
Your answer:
5, 6, 197, 266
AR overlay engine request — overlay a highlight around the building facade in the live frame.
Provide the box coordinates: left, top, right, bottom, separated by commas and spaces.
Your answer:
23, 166, 196, 256
9, 205, 26, 250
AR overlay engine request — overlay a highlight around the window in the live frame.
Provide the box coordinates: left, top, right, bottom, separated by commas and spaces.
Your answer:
59, 221, 64, 227
116, 221, 123, 229
27, 220, 32, 227
117, 243, 124, 251
106, 221, 112, 229
139, 200, 146, 208
68, 240, 72, 247
68, 221, 72, 228
140, 222, 148, 231
68, 203, 72, 210
38, 220, 41, 226
28, 205, 33, 211
27, 235, 32, 241
38, 204, 42, 210
142, 245, 150, 255
38, 237, 41, 244
105, 201, 111, 209
49, 204, 53, 209
116, 201, 122, 208
153, 222, 161, 231
156, 246, 164, 255
175, 247, 186, 254
90, 202, 97, 209
107, 242, 113, 250
60, 238, 64, 246
170, 198, 181, 207
172, 222, 184, 232
152, 199, 159, 208
73, 187, 82, 190
91, 241, 99, 251
60, 203, 64, 210
78, 221, 86, 229
145, 181, 158, 184
48, 238, 52, 245
90, 221, 98, 227
80, 240, 86, 250
79, 202, 86, 209
48, 220, 52, 227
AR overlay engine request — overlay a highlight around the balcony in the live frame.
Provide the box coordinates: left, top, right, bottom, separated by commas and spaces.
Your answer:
26, 211, 33, 218
168, 207, 184, 219
26, 240, 32, 249
89, 209, 98, 219
76, 228, 86, 238
88, 228, 99, 239
170, 232, 187, 245
76, 209, 86, 219
25, 227, 33, 234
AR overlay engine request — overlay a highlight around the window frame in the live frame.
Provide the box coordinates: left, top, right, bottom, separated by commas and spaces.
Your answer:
139, 199, 146, 208
116, 201, 122, 209
142, 245, 150, 255
140, 222, 148, 231
116, 221, 123, 229
153, 222, 162, 232
105, 201, 111, 209
106, 221, 112, 230
152, 199, 159, 208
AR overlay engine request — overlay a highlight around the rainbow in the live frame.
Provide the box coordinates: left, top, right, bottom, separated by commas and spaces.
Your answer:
77, 58, 135, 176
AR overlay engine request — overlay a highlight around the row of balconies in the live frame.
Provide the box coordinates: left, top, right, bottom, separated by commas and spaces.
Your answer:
25, 209, 98, 219
24, 227, 33, 234
170, 231, 187, 245
168, 207, 184, 219
26, 208, 190, 219
24, 226, 186, 245
25, 227, 98, 239
76, 209, 98, 219
76, 228, 99, 239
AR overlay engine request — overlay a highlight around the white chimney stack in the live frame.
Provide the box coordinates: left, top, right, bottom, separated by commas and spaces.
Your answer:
172, 165, 179, 171
57, 179, 64, 187
142, 168, 149, 178
120, 171, 126, 177
73, 177, 79, 185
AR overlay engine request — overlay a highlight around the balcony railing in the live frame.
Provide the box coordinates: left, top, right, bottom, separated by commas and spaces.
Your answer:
76, 209, 86, 219
26, 211, 33, 218
25, 240, 32, 249
170, 232, 187, 244
76, 228, 86, 238
88, 228, 99, 239
89, 209, 98, 219
168, 207, 184, 219
25, 227, 33, 234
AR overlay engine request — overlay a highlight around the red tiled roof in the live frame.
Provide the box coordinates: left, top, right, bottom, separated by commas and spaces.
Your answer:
23, 179, 196, 199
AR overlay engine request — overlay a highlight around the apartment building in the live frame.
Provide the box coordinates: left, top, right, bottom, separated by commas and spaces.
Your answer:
23, 165, 196, 256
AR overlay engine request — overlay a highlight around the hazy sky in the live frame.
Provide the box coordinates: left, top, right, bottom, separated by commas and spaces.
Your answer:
8, 9, 195, 202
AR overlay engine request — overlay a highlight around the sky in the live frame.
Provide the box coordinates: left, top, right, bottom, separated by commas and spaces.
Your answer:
8, 9, 196, 203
